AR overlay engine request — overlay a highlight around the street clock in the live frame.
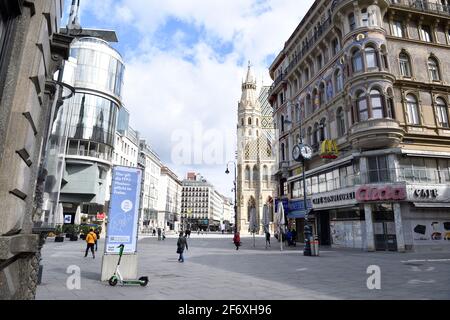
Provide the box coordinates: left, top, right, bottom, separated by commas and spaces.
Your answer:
292, 143, 313, 162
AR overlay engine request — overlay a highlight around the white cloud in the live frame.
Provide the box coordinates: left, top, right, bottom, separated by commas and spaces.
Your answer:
82, 0, 314, 197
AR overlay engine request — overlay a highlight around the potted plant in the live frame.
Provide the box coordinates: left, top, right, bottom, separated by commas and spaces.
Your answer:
70, 225, 80, 241
55, 225, 64, 242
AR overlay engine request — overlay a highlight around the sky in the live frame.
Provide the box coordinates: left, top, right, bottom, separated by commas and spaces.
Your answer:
64, 0, 314, 199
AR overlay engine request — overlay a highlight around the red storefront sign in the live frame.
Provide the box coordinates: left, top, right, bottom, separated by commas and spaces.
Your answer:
96, 213, 105, 220
356, 186, 407, 202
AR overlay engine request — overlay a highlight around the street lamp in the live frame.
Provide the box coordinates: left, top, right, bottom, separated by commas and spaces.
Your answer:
225, 161, 237, 235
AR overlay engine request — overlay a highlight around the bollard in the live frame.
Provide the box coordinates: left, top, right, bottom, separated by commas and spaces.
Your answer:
313, 236, 320, 256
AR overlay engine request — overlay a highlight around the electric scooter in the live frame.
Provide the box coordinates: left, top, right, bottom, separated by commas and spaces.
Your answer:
108, 244, 149, 287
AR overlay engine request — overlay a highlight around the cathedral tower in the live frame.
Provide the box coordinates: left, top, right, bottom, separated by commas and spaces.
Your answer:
236, 63, 275, 235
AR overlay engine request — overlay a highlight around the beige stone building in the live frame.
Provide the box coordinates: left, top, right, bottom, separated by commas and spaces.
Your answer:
269, 0, 450, 252
0, 0, 71, 299
236, 65, 276, 235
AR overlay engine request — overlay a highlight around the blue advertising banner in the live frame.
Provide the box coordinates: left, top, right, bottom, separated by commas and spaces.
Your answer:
105, 166, 142, 254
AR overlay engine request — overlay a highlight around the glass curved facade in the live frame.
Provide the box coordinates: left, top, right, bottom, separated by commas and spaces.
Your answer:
56, 92, 118, 146
70, 37, 125, 99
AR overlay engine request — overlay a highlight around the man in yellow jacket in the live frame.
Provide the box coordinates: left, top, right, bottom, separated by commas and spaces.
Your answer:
84, 229, 97, 259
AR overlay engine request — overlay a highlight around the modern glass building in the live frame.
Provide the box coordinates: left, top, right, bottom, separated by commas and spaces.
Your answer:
54, 37, 125, 221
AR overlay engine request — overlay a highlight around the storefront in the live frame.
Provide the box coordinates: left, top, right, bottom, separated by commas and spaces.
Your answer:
403, 185, 450, 252
311, 187, 360, 248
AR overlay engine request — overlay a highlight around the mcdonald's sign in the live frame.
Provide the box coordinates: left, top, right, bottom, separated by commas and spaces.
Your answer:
320, 140, 339, 159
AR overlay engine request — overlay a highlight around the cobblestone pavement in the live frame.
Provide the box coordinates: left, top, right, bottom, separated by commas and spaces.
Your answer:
36, 234, 450, 300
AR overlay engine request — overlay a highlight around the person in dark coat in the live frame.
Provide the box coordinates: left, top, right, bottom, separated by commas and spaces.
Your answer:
177, 232, 188, 262
233, 232, 241, 250
265, 231, 271, 248
94, 228, 100, 251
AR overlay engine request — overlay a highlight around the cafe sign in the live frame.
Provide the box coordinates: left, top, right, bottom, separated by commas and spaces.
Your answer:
406, 185, 450, 203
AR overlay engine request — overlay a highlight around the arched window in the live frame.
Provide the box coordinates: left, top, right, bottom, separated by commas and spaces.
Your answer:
253, 165, 259, 185
295, 103, 300, 122
357, 91, 368, 121
281, 143, 285, 161
263, 165, 269, 186
406, 94, 420, 125
256, 118, 259, 126
313, 123, 319, 146
241, 118, 244, 126
248, 118, 252, 125
370, 89, 384, 119
307, 127, 313, 146
348, 13, 356, 31
245, 166, 251, 181
337, 107, 346, 136
436, 98, 449, 128
428, 57, 440, 81
305, 67, 310, 82
399, 52, 412, 77
313, 88, 320, 111
306, 94, 312, 115
365, 46, 378, 68
352, 49, 363, 73
319, 82, 326, 106
319, 118, 327, 142
280, 115, 285, 132
334, 69, 344, 93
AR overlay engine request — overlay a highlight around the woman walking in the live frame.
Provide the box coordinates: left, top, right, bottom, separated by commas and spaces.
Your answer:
177, 232, 188, 262
265, 231, 271, 248
233, 232, 241, 250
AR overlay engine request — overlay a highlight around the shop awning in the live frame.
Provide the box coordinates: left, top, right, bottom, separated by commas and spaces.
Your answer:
413, 203, 450, 208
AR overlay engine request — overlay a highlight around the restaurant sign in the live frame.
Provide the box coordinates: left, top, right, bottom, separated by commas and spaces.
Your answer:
356, 185, 407, 202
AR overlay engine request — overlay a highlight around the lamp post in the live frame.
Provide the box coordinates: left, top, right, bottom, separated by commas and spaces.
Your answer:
225, 161, 238, 235
286, 102, 314, 256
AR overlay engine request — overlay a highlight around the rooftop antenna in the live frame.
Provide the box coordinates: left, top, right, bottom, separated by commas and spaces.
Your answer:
67, 0, 82, 35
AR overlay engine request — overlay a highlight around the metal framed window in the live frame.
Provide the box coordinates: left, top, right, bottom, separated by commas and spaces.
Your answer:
399, 53, 412, 77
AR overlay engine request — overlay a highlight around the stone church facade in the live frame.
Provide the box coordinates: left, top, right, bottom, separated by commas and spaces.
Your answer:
236, 64, 276, 235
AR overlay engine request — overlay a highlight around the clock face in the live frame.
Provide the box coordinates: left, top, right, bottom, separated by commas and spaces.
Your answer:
292, 145, 302, 162
300, 145, 313, 160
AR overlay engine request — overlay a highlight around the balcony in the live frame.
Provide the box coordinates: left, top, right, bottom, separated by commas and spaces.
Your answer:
349, 118, 405, 150
391, 0, 450, 17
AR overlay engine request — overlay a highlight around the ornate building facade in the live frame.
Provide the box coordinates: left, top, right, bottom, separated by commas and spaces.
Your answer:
237, 65, 276, 235
269, 0, 450, 252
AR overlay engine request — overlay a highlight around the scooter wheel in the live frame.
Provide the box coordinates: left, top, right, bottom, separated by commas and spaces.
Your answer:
139, 276, 149, 287
109, 277, 118, 287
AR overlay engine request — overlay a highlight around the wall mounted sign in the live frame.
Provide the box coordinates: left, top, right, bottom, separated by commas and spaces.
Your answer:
356, 185, 407, 202
413, 189, 439, 199
313, 191, 355, 205
320, 140, 339, 159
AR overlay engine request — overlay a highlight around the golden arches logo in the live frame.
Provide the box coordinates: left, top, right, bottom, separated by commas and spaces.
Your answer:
320, 140, 339, 159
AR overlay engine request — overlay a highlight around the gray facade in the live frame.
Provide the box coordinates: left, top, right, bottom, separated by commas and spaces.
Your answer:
0, 0, 71, 299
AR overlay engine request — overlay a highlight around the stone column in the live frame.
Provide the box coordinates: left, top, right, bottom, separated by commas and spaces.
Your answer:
364, 204, 375, 252
393, 203, 406, 252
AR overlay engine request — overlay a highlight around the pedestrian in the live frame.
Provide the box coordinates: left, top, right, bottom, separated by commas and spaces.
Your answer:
152, 228, 156, 237
233, 232, 241, 250
186, 229, 191, 238
94, 227, 101, 251
157, 228, 161, 240
84, 228, 97, 259
176, 231, 188, 263
265, 231, 271, 248
162, 229, 166, 240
